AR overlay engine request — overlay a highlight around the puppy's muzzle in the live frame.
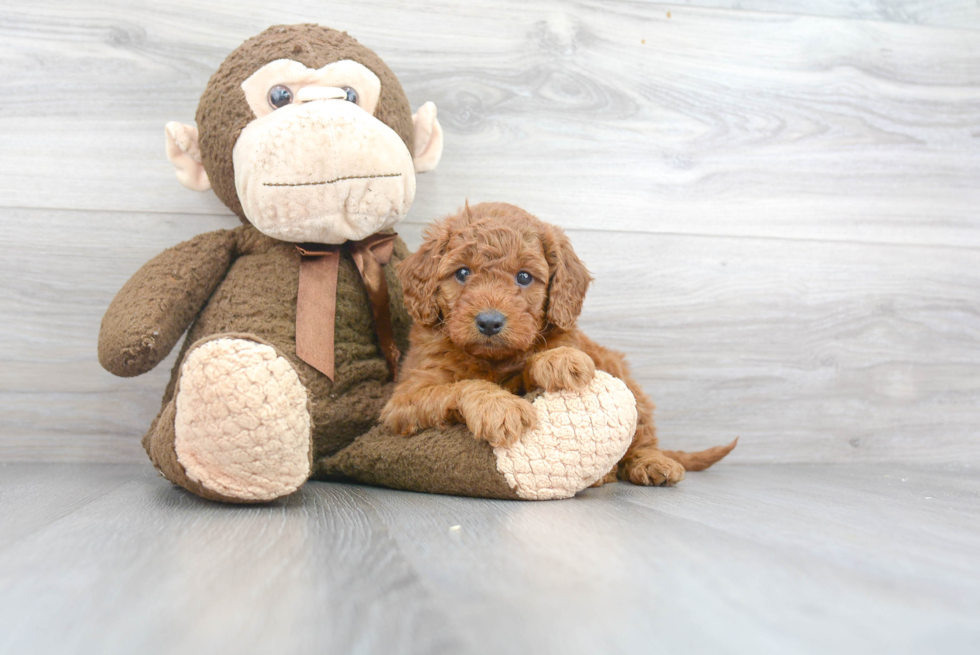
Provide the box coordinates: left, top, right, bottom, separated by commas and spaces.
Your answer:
475, 310, 506, 336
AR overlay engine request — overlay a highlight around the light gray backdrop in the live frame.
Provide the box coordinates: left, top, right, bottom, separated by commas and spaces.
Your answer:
1, 0, 978, 464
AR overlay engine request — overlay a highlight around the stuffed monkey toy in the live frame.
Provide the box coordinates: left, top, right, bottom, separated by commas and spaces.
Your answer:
98, 24, 637, 503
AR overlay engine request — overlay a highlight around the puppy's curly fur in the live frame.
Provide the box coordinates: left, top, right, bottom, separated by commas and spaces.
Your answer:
382, 202, 736, 486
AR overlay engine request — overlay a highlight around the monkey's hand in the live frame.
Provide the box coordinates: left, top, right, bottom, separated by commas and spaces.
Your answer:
98, 229, 238, 377
525, 346, 596, 393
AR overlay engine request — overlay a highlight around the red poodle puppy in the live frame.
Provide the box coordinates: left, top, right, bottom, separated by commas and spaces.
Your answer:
381, 202, 735, 486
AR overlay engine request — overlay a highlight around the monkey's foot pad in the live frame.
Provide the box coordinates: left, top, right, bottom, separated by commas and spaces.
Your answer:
318, 371, 636, 501
494, 371, 636, 500
174, 338, 312, 502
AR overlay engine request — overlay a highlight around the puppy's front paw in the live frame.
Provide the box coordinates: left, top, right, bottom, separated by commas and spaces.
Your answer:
528, 347, 596, 392
462, 392, 537, 448
380, 400, 421, 436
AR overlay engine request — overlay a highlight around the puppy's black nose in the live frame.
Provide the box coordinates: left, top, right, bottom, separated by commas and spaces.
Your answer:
475, 310, 506, 336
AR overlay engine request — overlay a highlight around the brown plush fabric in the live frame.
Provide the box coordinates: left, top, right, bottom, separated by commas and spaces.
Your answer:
106, 224, 411, 465
142, 391, 248, 504
143, 332, 314, 503
316, 423, 522, 499
113, 223, 527, 501
98, 230, 238, 377
196, 24, 415, 220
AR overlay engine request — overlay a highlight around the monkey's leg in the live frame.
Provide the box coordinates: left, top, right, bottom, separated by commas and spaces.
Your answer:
316, 371, 637, 500
143, 335, 312, 503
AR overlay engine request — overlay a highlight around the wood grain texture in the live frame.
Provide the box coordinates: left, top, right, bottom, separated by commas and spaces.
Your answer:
3, 210, 976, 463
0, 462, 134, 550
1, 463, 977, 654
677, 1, 980, 29
0, 1, 978, 245
567, 229, 980, 464
0, 465, 464, 655
0, 0, 978, 465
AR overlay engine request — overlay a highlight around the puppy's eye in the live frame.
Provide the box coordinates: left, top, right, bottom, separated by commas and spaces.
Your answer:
267, 85, 293, 109
515, 271, 533, 287
454, 267, 471, 283
342, 86, 359, 104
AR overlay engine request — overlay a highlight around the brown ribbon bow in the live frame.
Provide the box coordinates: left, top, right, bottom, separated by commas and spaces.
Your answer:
295, 233, 400, 382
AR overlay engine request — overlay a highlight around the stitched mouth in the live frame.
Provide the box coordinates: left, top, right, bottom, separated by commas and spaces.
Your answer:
263, 172, 402, 187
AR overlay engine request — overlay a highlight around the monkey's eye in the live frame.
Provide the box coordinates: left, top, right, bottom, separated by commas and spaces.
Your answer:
342, 87, 359, 104
454, 267, 471, 283
267, 85, 293, 109
515, 271, 533, 287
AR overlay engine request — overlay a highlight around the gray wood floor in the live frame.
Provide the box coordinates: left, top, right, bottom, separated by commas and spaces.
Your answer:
1, 462, 978, 655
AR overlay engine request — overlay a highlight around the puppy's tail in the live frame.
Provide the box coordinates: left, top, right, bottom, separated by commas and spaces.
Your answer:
661, 437, 738, 472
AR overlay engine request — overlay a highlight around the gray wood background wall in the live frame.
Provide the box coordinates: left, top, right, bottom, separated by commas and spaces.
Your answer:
1, 0, 977, 465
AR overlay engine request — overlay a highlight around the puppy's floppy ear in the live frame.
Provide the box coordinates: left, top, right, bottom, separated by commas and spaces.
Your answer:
398, 221, 451, 327
543, 224, 592, 331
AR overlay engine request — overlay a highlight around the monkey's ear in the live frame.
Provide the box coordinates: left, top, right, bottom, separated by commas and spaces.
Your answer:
165, 122, 211, 192
411, 102, 443, 174
543, 225, 592, 331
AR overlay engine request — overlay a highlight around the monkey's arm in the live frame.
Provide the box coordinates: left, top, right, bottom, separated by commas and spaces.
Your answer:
98, 229, 238, 377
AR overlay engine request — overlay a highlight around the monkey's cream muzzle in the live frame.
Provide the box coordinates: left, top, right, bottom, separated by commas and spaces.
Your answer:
233, 98, 416, 244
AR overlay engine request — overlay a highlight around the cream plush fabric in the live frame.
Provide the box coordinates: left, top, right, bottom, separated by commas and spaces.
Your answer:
174, 338, 313, 502
494, 371, 637, 500
232, 99, 416, 244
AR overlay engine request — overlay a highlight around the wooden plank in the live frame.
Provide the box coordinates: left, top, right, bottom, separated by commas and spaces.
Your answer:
362, 463, 980, 654
676, 1, 980, 30
0, 468, 467, 655
570, 228, 980, 463
0, 2, 977, 465
2, 208, 977, 464
1, 463, 977, 654
0, 1, 977, 246
0, 462, 134, 549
